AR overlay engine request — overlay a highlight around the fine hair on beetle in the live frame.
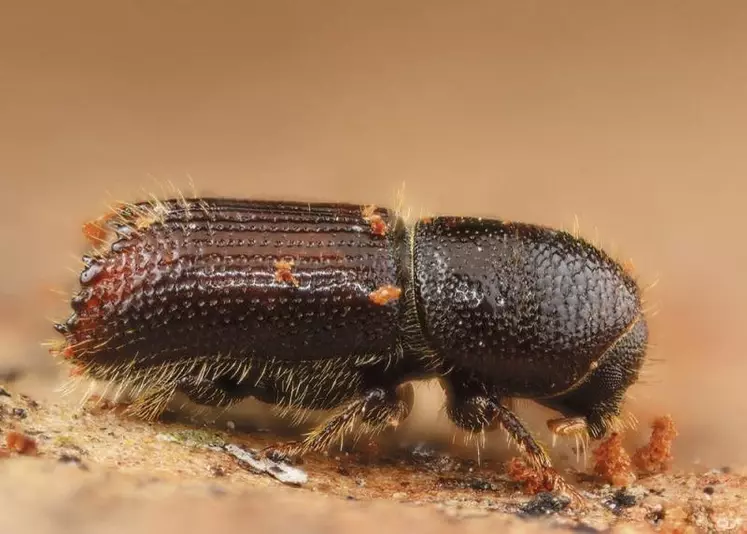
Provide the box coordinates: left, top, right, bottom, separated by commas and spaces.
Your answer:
48, 182, 655, 501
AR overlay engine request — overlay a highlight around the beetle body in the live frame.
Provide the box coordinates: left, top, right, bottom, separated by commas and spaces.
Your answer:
53, 197, 648, 495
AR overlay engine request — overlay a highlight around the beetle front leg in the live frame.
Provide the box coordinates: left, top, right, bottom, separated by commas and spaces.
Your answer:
444, 387, 553, 471
546, 416, 588, 436
441, 377, 583, 502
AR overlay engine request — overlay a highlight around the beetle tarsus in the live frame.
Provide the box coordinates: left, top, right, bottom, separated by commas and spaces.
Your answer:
261, 441, 303, 464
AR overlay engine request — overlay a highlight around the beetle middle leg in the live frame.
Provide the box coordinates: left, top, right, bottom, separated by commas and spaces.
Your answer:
263, 382, 415, 461
441, 376, 582, 501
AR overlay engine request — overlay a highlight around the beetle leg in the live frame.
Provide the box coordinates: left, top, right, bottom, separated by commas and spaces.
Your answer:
546, 416, 591, 461
445, 394, 502, 432
442, 379, 583, 503
547, 416, 589, 437
446, 391, 554, 472
492, 401, 585, 503
263, 383, 414, 461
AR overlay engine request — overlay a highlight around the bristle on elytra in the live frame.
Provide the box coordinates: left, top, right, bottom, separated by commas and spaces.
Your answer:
41, 339, 68, 359
392, 181, 412, 225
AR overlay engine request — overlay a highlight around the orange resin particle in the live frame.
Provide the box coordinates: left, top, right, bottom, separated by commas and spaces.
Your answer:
593, 433, 636, 486
362, 205, 387, 236
506, 457, 555, 494
368, 285, 402, 306
274, 259, 300, 287
5, 431, 38, 456
633, 415, 678, 475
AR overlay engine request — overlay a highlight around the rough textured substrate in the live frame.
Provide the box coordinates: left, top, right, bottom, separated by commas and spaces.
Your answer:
0, 388, 744, 534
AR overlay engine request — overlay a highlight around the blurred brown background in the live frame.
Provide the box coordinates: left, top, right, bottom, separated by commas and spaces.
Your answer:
1, 1, 745, 467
